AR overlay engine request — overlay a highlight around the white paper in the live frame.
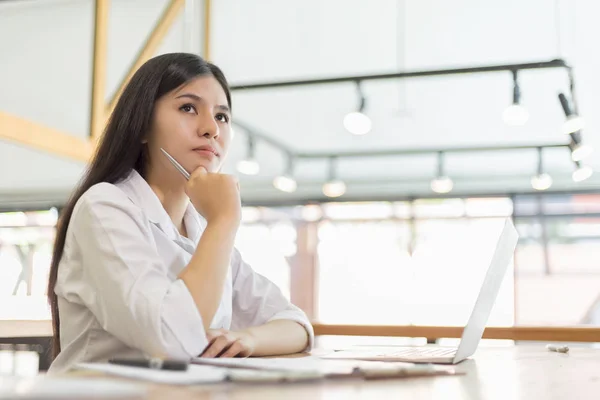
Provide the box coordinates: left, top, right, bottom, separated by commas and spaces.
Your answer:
192, 356, 420, 375
192, 356, 345, 373
74, 363, 227, 385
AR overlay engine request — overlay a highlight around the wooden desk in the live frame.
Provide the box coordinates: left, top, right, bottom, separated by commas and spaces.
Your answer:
80, 346, 600, 400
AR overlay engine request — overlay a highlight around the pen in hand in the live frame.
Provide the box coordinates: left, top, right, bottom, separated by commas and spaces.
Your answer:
161, 148, 191, 180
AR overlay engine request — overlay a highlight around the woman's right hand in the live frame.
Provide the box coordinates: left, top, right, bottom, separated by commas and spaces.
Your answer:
185, 167, 241, 227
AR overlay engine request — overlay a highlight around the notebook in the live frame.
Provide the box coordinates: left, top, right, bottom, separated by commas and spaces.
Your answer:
75, 362, 228, 385
74, 356, 458, 385
191, 356, 458, 379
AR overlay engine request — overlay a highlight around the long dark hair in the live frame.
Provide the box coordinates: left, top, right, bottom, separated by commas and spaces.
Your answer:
47, 53, 231, 358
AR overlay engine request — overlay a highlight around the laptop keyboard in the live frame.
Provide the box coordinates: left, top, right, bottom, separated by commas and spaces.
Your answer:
374, 347, 457, 357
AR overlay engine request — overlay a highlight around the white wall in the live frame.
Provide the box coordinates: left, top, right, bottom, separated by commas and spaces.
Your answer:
1, 0, 599, 206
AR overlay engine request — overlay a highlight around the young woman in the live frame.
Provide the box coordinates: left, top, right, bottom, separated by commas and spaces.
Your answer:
47, 53, 313, 373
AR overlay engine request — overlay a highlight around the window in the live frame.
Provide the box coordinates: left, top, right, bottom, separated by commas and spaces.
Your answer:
317, 219, 412, 325
513, 195, 600, 326
235, 219, 295, 299
0, 210, 57, 320
409, 217, 514, 327
4, 193, 600, 332
315, 200, 514, 327
314, 196, 600, 328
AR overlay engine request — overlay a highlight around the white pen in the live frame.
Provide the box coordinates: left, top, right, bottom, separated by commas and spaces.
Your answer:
160, 148, 191, 180
546, 344, 569, 353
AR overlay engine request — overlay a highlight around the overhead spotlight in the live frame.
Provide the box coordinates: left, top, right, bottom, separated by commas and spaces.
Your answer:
558, 93, 585, 134
430, 152, 454, 194
503, 70, 529, 126
564, 116, 585, 135
322, 157, 346, 198
431, 176, 454, 194
572, 162, 593, 183
322, 180, 346, 198
531, 147, 552, 191
273, 155, 297, 193
343, 81, 372, 135
571, 143, 594, 162
273, 175, 297, 193
236, 136, 260, 175
531, 173, 553, 191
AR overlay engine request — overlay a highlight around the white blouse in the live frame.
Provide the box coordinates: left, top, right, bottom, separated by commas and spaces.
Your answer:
49, 170, 313, 373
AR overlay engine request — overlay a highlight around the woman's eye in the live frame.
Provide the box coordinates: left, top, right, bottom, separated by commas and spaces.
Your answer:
180, 104, 196, 114
216, 113, 230, 123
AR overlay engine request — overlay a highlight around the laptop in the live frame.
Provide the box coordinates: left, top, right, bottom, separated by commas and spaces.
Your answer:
321, 218, 519, 365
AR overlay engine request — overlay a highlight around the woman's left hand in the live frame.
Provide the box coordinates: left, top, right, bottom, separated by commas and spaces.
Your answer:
200, 328, 256, 358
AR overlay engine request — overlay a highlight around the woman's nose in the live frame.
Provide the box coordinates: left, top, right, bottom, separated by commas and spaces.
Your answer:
197, 110, 219, 139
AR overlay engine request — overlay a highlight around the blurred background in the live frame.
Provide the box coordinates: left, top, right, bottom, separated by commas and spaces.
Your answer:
1, 0, 599, 367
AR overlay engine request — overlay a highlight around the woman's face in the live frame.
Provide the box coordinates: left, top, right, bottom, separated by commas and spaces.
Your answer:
147, 75, 232, 178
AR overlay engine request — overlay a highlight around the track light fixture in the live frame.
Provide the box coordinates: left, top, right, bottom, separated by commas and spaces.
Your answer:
230, 58, 592, 195
273, 155, 297, 193
568, 132, 593, 162
343, 81, 372, 135
571, 143, 593, 162
503, 70, 529, 126
558, 93, 585, 135
572, 161, 593, 183
430, 151, 454, 194
322, 156, 346, 198
531, 147, 552, 191
236, 136, 260, 175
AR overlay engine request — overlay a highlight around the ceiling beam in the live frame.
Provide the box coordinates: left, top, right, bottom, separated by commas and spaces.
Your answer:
295, 143, 571, 159
105, 0, 184, 117
0, 111, 93, 163
203, 0, 211, 60
90, 0, 109, 141
0, 1, 184, 164
229, 59, 570, 91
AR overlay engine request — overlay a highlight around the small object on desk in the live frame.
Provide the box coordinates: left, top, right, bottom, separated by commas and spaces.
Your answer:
546, 344, 569, 353
108, 357, 189, 371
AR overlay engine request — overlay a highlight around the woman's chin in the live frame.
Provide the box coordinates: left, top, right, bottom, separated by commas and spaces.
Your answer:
192, 161, 218, 173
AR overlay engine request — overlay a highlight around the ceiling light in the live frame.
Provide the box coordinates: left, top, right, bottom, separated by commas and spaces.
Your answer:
273, 156, 297, 192
322, 157, 347, 197
503, 70, 529, 126
531, 147, 552, 191
431, 152, 453, 194
237, 136, 260, 175
572, 164, 593, 182
344, 81, 372, 135
571, 143, 593, 162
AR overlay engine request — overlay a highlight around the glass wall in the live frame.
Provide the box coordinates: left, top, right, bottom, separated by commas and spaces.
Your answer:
514, 194, 600, 326
316, 199, 514, 327
2, 193, 599, 330
0, 209, 57, 320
